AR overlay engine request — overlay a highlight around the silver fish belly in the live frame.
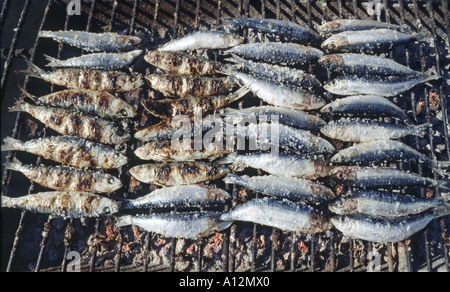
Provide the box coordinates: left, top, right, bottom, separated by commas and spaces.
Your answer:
121, 185, 231, 209
224, 174, 336, 204
220, 197, 332, 233
115, 212, 232, 239
319, 19, 412, 35
1, 191, 120, 218
158, 31, 244, 51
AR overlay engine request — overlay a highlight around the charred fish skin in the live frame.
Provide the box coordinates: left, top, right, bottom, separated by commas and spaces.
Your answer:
144, 50, 223, 75
134, 140, 232, 162
320, 118, 430, 143
219, 17, 323, 46
330, 209, 450, 243
321, 29, 429, 52
22, 61, 144, 92
115, 212, 232, 239
4, 158, 122, 194
1, 191, 120, 218
224, 174, 336, 204
44, 50, 143, 70
145, 74, 236, 99
226, 42, 324, 67
121, 185, 231, 209
141, 87, 249, 118
157, 31, 244, 52
10, 101, 130, 145
330, 166, 450, 190
328, 189, 448, 217
129, 162, 231, 186
2, 136, 128, 169
21, 89, 136, 119
319, 19, 412, 35
220, 197, 332, 233
320, 95, 412, 124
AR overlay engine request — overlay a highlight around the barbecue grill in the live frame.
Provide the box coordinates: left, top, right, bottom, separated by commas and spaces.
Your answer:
1, 0, 449, 272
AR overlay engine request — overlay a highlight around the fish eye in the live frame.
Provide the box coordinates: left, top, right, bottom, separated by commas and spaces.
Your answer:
339, 216, 346, 223
108, 178, 116, 184
117, 129, 125, 136
103, 207, 111, 214
114, 152, 120, 157
120, 109, 129, 116
322, 145, 329, 152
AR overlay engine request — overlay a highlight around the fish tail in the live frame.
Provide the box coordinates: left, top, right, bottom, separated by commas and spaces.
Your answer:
228, 86, 250, 103
115, 215, 135, 228
223, 173, 243, 185
216, 152, 237, 165
9, 100, 32, 113
399, 24, 412, 34
1, 196, 14, 208
43, 54, 61, 67
17, 60, 44, 79
436, 179, 450, 191
2, 137, 25, 152
4, 157, 23, 171
431, 204, 450, 219
414, 122, 432, 137
18, 85, 37, 103
414, 30, 432, 43
422, 67, 441, 84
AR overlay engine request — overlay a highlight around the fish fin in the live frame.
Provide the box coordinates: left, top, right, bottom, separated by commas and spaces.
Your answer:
228, 86, 250, 103
18, 85, 37, 103
216, 152, 237, 165
4, 157, 23, 171
2, 137, 25, 152
43, 54, 61, 67
17, 60, 44, 79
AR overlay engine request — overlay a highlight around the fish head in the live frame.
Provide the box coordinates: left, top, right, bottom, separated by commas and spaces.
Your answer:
317, 139, 336, 154
91, 196, 120, 216
309, 213, 333, 232
111, 97, 137, 118
110, 128, 132, 144
330, 166, 357, 184
318, 54, 344, 71
323, 78, 346, 95
328, 193, 359, 215
97, 173, 123, 193
319, 20, 342, 35
330, 215, 355, 233
329, 151, 347, 164
321, 35, 349, 52
143, 50, 162, 65
101, 150, 128, 169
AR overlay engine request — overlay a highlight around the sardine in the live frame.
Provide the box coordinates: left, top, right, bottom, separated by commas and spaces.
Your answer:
2, 191, 120, 218
224, 70, 326, 111
226, 55, 322, 89
224, 106, 326, 132
2, 136, 128, 169
145, 73, 236, 98
319, 19, 412, 35
323, 70, 440, 97
115, 212, 232, 239
318, 53, 422, 77
22, 61, 144, 92
4, 158, 122, 193
43, 50, 143, 70
321, 29, 429, 52
330, 166, 450, 190
129, 162, 231, 186
321, 118, 430, 143
224, 174, 336, 204
220, 197, 332, 233
134, 140, 232, 162
331, 207, 450, 243
120, 185, 231, 209
157, 31, 244, 51
144, 50, 223, 75
219, 17, 323, 46
218, 152, 331, 180
141, 87, 249, 118
20, 89, 136, 119
226, 42, 324, 67
10, 101, 130, 145
38, 30, 142, 52
320, 95, 412, 124
329, 189, 450, 217
330, 140, 450, 176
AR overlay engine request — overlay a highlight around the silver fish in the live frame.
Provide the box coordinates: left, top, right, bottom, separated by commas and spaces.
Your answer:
321, 29, 429, 52
218, 152, 331, 180
115, 212, 232, 239
330, 166, 450, 190
330, 140, 450, 176
219, 197, 332, 233
224, 174, 336, 204
158, 31, 244, 51
10, 101, 130, 145
226, 42, 324, 67
38, 30, 142, 52
224, 70, 326, 111
2, 136, 128, 169
120, 185, 231, 209
323, 69, 440, 97
329, 189, 450, 217
331, 207, 450, 243
320, 118, 430, 143
22, 61, 144, 92
219, 17, 323, 46
1, 191, 120, 218
44, 50, 143, 70
129, 162, 231, 186
224, 106, 326, 132
319, 19, 412, 35
4, 158, 122, 193
21, 89, 136, 119
318, 53, 422, 77
320, 95, 412, 124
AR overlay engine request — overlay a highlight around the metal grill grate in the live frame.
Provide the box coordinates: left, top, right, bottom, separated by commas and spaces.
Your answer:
1, 0, 449, 272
